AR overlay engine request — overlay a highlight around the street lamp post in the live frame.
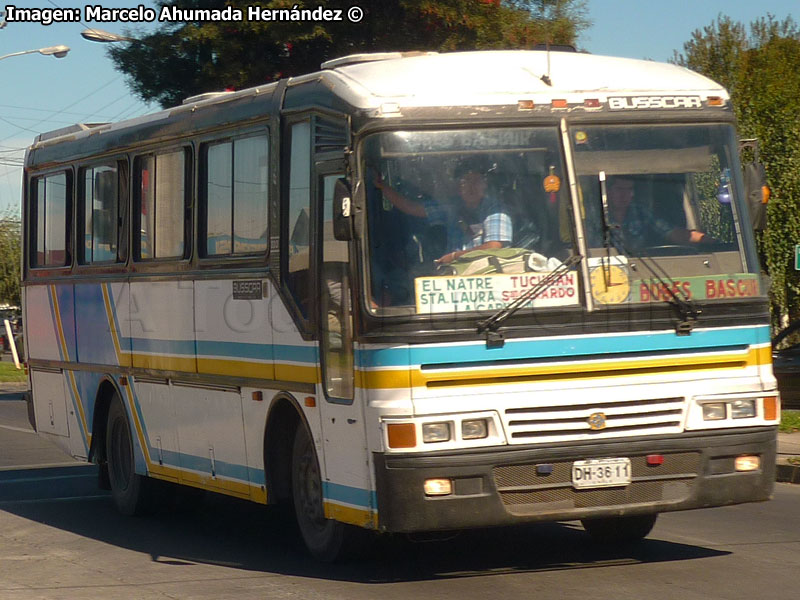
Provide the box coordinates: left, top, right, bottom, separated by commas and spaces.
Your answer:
0, 45, 71, 61
81, 29, 135, 43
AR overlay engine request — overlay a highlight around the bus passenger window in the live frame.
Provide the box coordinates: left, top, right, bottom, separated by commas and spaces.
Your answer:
136, 150, 187, 260
80, 164, 119, 263
31, 172, 69, 267
203, 134, 269, 256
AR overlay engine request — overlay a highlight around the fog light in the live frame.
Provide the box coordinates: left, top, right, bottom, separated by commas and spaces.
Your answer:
424, 478, 452, 496
702, 402, 726, 420
422, 422, 451, 443
462, 419, 488, 440
731, 399, 756, 419
735, 455, 760, 471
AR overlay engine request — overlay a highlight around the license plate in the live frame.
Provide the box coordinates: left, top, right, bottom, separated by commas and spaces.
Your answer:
572, 458, 631, 489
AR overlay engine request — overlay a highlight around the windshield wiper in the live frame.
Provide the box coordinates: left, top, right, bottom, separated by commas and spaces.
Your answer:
597, 172, 701, 336
477, 254, 583, 347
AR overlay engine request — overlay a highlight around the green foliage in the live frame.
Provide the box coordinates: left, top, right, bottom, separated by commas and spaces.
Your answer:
693, 159, 735, 243
0, 215, 20, 308
0, 362, 26, 383
111, 0, 589, 108
780, 410, 800, 433
674, 15, 800, 325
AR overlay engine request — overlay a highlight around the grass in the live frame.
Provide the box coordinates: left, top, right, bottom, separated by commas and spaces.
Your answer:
780, 410, 800, 434
0, 361, 26, 383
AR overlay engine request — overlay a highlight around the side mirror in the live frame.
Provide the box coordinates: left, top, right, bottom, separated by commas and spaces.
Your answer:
742, 161, 768, 231
333, 178, 354, 241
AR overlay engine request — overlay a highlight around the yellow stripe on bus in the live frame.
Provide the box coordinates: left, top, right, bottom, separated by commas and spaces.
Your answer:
324, 501, 378, 529
197, 357, 276, 380
102, 283, 130, 367
355, 346, 771, 390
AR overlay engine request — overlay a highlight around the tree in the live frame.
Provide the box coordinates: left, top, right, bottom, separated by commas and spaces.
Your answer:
0, 214, 21, 308
674, 15, 800, 326
110, 0, 589, 108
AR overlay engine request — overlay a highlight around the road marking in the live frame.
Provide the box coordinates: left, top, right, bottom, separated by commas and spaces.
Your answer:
0, 424, 36, 434
0, 494, 109, 506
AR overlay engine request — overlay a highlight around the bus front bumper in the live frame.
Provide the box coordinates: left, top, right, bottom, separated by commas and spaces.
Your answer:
373, 427, 776, 533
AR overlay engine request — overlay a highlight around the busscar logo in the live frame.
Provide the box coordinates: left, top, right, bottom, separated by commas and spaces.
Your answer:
587, 412, 607, 431
608, 96, 703, 110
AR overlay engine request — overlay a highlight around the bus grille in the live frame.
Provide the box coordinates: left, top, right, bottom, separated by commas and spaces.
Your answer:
503, 397, 686, 444
493, 453, 700, 513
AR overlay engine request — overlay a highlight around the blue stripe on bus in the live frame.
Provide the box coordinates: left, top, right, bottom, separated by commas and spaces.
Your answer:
158, 449, 252, 483
322, 481, 376, 508
355, 325, 772, 368
126, 337, 197, 356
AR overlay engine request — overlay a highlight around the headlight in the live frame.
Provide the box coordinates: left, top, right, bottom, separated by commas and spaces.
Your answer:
731, 399, 756, 419
422, 422, 451, 443
462, 419, 488, 440
702, 402, 726, 420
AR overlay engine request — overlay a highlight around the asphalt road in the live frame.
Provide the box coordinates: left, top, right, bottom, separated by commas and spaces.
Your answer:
1, 396, 799, 600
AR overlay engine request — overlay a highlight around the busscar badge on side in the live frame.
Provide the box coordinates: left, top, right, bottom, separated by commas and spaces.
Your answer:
232, 280, 263, 300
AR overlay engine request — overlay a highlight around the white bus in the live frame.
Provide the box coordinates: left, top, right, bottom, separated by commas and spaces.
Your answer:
23, 50, 778, 561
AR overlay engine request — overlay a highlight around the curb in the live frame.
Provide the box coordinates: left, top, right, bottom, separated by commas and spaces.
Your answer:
776, 463, 800, 484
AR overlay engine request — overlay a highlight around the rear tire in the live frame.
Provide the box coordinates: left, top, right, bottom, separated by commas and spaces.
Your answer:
106, 394, 153, 516
581, 514, 658, 544
291, 424, 368, 562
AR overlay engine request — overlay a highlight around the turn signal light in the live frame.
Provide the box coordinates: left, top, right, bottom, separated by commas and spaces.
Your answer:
387, 423, 416, 448
707, 96, 724, 106
552, 99, 568, 108
763, 396, 779, 421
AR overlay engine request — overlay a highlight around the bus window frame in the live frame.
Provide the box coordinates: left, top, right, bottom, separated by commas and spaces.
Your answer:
280, 115, 316, 337
28, 168, 74, 273
197, 126, 272, 266
132, 144, 193, 266
76, 157, 128, 269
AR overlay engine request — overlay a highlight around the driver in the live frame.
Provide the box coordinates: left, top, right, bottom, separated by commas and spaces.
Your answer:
606, 176, 712, 248
374, 158, 512, 264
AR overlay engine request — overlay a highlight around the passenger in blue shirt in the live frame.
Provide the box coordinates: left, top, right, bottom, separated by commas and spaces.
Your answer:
373, 160, 513, 265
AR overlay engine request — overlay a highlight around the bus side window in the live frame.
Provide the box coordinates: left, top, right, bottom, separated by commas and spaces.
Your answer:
285, 121, 312, 320
135, 149, 188, 260
80, 163, 121, 263
31, 171, 70, 267
202, 134, 269, 257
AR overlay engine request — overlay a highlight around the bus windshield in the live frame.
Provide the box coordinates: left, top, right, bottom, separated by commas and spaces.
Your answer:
570, 123, 760, 305
363, 127, 577, 315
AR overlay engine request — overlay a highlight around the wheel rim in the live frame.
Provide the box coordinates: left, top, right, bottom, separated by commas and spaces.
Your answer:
296, 433, 326, 530
109, 414, 133, 492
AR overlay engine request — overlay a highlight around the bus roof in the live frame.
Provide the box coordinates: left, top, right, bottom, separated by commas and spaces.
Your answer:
307, 50, 727, 109
30, 50, 726, 152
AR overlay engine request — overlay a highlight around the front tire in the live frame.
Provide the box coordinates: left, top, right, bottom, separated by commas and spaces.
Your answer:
291, 424, 369, 562
106, 394, 153, 516
581, 513, 658, 544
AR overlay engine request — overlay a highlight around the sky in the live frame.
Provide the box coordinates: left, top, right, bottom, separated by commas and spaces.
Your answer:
0, 0, 797, 215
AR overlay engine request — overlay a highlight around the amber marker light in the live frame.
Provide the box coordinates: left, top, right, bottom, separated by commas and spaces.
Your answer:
387, 423, 416, 448
552, 99, 568, 108
707, 96, 724, 106
763, 396, 779, 421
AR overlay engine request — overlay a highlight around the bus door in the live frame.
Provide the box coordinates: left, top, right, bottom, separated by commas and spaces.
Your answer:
315, 163, 372, 525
